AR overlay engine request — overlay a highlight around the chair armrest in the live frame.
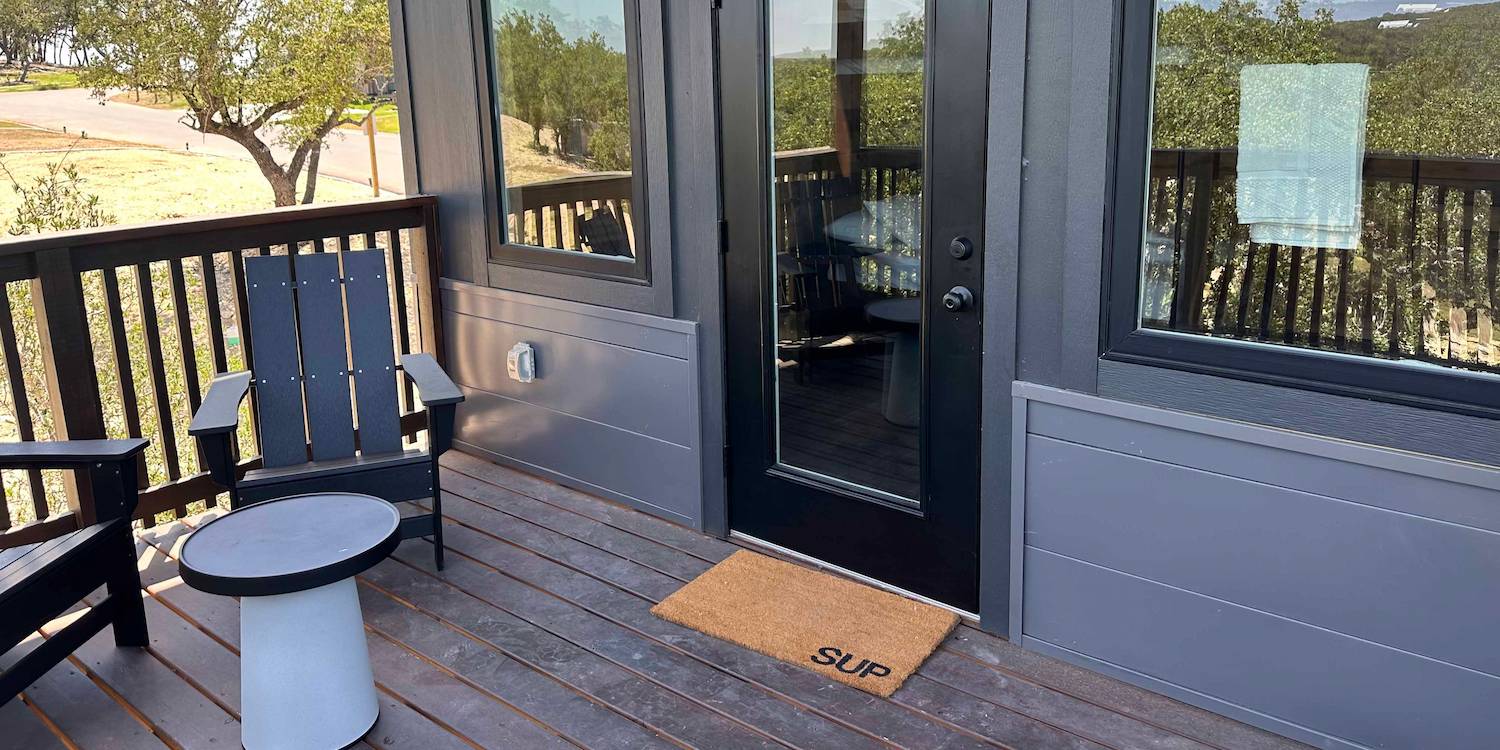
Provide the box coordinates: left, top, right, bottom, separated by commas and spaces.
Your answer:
189, 371, 252, 436
0, 439, 148, 524
400, 354, 464, 407
0, 439, 149, 470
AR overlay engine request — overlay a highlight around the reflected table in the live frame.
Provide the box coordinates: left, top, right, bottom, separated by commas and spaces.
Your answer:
179, 492, 401, 750
865, 297, 922, 427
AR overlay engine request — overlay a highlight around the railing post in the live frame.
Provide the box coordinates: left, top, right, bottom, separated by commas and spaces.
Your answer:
32, 247, 108, 524
410, 200, 447, 367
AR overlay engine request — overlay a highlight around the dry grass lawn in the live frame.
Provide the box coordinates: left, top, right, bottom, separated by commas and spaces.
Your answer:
497, 114, 590, 185
0, 122, 376, 233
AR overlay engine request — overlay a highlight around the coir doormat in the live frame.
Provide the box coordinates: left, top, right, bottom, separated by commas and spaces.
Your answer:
650, 550, 959, 697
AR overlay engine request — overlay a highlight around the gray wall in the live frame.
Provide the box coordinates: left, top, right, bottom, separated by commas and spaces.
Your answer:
391, 0, 727, 529
978, 0, 1117, 629
443, 281, 703, 525
1012, 384, 1500, 750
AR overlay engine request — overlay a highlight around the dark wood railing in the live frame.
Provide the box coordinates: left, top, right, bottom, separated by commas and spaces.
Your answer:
503, 146, 925, 268
507, 172, 634, 251
1148, 149, 1500, 373
0, 196, 443, 548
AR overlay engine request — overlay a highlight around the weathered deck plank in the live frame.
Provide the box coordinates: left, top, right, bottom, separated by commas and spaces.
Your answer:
0, 695, 67, 749
1, 457, 1309, 750
425, 494, 1109, 750
446, 454, 1307, 750
0, 631, 165, 749
374, 545, 886, 750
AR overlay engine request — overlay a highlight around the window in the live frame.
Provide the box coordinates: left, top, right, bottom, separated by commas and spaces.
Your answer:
1105, 0, 1500, 418
478, 0, 648, 280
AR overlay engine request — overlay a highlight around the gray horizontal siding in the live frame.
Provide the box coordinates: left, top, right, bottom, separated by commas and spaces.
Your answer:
1023, 549, 1498, 750
1012, 383, 1500, 750
443, 280, 701, 526
1099, 359, 1500, 468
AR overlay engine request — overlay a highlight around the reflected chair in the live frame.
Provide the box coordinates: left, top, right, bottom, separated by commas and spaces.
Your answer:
578, 207, 634, 258
188, 249, 463, 569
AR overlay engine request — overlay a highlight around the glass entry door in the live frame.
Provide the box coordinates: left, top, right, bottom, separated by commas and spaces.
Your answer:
719, 0, 988, 611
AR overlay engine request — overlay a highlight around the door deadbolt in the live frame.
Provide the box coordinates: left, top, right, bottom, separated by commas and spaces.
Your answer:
949, 236, 974, 260
942, 286, 974, 312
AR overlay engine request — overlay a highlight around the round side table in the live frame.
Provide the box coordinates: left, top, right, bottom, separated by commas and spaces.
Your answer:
865, 297, 922, 427
179, 493, 401, 750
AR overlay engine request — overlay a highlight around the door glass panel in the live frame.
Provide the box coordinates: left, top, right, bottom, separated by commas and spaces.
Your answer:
767, 0, 926, 504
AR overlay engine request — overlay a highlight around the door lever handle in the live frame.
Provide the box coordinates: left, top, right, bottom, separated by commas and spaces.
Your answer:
941, 286, 974, 312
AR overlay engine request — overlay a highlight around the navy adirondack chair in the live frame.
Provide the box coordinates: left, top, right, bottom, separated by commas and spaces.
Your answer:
188, 249, 462, 568
1, 439, 150, 704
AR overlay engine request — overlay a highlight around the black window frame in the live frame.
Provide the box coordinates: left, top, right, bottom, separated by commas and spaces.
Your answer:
471, 0, 653, 285
1100, 0, 1500, 422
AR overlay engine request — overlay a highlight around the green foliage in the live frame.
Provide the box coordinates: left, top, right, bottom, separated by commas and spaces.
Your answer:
0, 0, 67, 82
772, 57, 834, 152
1152, 0, 1336, 150
494, 11, 632, 171
76, 0, 393, 206
1362, 9, 1500, 157
772, 13, 926, 152
1153, 0, 1500, 158
0, 151, 115, 236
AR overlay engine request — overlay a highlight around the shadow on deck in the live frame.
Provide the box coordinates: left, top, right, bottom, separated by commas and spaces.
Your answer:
0, 451, 1308, 750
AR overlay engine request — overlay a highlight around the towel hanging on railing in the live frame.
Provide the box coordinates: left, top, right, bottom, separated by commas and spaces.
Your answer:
1236, 63, 1370, 250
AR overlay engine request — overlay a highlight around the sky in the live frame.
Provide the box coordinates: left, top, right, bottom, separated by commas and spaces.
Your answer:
493, 0, 629, 49
492, 0, 924, 57
771, 0, 924, 57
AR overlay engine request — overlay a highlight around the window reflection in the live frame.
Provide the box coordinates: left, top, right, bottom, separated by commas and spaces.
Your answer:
487, 0, 636, 259
1143, 0, 1500, 373
768, 0, 926, 502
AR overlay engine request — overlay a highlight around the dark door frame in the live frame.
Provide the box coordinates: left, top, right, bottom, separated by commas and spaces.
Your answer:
717, 0, 992, 612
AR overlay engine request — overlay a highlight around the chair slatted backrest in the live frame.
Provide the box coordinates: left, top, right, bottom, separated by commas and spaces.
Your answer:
292, 253, 356, 461
342, 250, 401, 456
245, 256, 310, 468
243, 249, 403, 469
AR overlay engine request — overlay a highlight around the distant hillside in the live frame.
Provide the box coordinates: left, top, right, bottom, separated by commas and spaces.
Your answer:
1326, 0, 1500, 69
1162, 0, 1494, 20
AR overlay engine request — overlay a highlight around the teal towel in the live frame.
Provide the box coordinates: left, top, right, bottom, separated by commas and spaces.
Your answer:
1236, 63, 1370, 250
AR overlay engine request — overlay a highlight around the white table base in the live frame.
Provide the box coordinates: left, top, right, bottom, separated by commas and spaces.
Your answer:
882, 330, 920, 427
241, 577, 378, 749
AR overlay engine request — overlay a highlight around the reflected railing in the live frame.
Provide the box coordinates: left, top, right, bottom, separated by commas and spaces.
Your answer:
1146, 148, 1500, 375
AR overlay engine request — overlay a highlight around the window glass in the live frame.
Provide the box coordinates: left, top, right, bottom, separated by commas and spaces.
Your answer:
1142, 1, 1500, 374
486, 0, 637, 260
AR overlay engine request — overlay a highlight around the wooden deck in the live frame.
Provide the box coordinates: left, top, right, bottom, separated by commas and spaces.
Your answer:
0, 450, 1309, 750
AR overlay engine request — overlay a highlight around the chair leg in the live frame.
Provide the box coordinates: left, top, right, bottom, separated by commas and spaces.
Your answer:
106, 530, 148, 648
430, 468, 445, 572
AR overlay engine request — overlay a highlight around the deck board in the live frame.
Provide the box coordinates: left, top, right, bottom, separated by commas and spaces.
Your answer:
0, 453, 1310, 750
0, 695, 68, 749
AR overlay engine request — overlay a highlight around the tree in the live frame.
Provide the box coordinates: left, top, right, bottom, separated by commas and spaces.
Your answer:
0, 0, 65, 83
496, 11, 564, 149
550, 31, 629, 166
1152, 0, 1335, 150
77, 0, 392, 207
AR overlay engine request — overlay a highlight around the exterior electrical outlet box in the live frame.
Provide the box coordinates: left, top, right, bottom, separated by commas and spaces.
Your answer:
507, 342, 536, 383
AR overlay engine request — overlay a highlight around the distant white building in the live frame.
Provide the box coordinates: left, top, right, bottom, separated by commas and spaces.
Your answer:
1395, 3, 1439, 12
1379, 19, 1418, 29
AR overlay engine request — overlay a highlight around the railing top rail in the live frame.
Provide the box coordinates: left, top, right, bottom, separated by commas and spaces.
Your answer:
0, 195, 438, 260
1149, 148, 1500, 186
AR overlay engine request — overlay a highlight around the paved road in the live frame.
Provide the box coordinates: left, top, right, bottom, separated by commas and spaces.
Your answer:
0, 88, 407, 194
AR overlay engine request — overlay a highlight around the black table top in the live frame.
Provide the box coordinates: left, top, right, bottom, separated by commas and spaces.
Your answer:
178, 493, 401, 597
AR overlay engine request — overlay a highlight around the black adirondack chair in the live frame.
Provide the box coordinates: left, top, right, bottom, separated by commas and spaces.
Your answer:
188, 249, 463, 569
1, 439, 150, 705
